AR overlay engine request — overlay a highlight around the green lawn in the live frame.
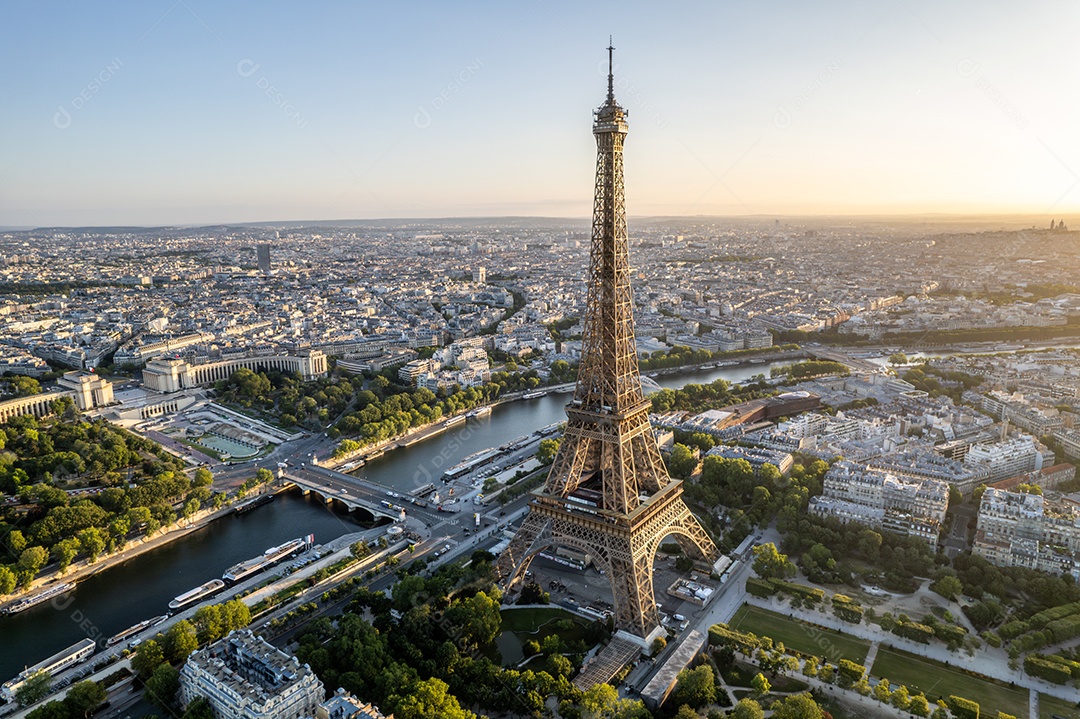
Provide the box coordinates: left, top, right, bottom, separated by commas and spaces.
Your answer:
499, 606, 582, 633
1041, 693, 1080, 719
730, 604, 870, 664
870, 646, 1028, 719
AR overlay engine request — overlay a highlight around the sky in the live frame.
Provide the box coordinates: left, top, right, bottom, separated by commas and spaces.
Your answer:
2, 1, 1080, 227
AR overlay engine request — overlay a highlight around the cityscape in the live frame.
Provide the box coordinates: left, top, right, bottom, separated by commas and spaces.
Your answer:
3, 3, 1080, 719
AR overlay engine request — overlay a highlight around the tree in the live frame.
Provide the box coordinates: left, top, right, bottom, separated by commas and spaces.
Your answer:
144, 663, 180, 713
193, 467, 213, 487
730, 698, 765, 719
908, 693, 931, 717
131, 639, 166, 680
667, 444, 699, 479
890, 684, 911, 711
889, 353, 908, 365
194, 603, 226, 642
0, 565, 16, 595
350, 540, 371, 559
673, 706, 698, 719
537, 438, 560, 465
181, 697, 216, 719
65, 680, 107, 718
931, 574, 963, 601
15, 671, 51, 707
750, 672, 771, 698
443, 589, 502, 648
771, 693, 824, 719
76, 527, 106, 563
51, 538, 81, 573
162, 620, 198, 662
670, 665, 716, 709
17, 546, 49, 578
873, 678, 892, 703
751, 542, 796, 580
392, 677, 475, 719
255, 467, 274, 485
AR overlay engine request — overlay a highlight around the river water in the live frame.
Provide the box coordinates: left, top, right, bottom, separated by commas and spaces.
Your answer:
0, 358, 793, 685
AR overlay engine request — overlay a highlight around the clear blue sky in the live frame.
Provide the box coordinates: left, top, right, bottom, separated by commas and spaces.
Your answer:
2, 1, 1079, 226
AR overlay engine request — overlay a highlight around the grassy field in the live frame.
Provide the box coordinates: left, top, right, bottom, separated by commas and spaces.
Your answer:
499, 606, 583, 633
730, 604, 870, 664
870, 646, 1028, 719
1040, 693, 1080, 719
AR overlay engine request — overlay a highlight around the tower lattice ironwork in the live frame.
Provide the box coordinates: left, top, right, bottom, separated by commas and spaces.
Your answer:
495, 43, 719, 641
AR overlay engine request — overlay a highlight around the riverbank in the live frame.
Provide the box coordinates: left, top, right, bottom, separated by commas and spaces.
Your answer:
0, 484, 278, 612
320, 349, 807, 471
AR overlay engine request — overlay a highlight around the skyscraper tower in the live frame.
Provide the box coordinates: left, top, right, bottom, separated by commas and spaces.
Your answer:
496, 43, 719, 642
257, 243, 272, 273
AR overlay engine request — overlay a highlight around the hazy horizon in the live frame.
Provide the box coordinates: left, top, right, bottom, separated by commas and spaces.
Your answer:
3, 1, 1079, 226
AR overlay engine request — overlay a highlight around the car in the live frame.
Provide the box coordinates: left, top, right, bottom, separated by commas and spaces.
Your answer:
443, 544, 451, 551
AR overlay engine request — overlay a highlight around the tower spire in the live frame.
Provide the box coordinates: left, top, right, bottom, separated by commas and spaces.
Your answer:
606, 36, 615, 104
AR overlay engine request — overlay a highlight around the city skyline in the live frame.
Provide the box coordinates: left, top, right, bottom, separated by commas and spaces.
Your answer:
3, 1, 1080, 227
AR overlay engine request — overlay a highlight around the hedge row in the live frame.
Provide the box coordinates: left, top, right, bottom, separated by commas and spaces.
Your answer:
832, 594, 864, 624
893, 620, 935, 644
1043, 653, 1080, 680
708, 623, 760, 655
932, 622, 968, 644
745, 577, 773, 598
948, 695, 980, 719
1024, 655, 1073, 685
771, 579, 825, 603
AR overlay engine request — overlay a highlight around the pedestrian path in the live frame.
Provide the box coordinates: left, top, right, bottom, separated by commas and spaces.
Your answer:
864, 641, 881, 672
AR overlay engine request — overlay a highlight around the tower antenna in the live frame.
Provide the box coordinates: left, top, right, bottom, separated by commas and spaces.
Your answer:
607, 36, 615, 103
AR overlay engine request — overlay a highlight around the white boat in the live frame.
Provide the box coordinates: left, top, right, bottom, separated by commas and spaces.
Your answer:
2, 582, 74, 615
223, 537, 308, 584
106, 615, 169, 647
169, 579, 225, 611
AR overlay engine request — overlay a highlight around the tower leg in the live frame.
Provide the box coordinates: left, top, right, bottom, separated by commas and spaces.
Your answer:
495, 512, 550, 588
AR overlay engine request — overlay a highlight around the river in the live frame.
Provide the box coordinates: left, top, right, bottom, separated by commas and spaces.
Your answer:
0, 358, 795, 687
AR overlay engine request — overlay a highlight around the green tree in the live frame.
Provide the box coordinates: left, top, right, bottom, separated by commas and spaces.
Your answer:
15, 671, 52, 707
670, 665, 716, 709
908, 693, 931, 717
931, 574, 963, 601
392, 677, 475, 719
162, 620, 199, 662
873, 678, 891, 703
673, 706, 698, 719
181, 697, 216, 719
255, 467, 274, 485
0, 565, 16, 595
444, 589, 502, 648
193, 468, 213, 487
50, 537, 81, 574
76, 527, 106, 563
131, 639, 166, 680
193, 604, 224, 644
667, 444, 699, 479
771, 693, 824, 719
143, 664, 180, 713
537, 438, 560, 465
891, 684, 911, 711
751, 542, 796, 580
18, 546, 49, 578
750, 672, 771, 698
889, 353, 908, 365
65, 680, 107, 718
730, 698, 765, 719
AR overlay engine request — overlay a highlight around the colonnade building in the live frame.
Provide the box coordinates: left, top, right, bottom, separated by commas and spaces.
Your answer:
143, 350, 328, 393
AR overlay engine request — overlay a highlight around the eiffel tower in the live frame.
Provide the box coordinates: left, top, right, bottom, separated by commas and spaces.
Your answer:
496, 42, 719, 642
